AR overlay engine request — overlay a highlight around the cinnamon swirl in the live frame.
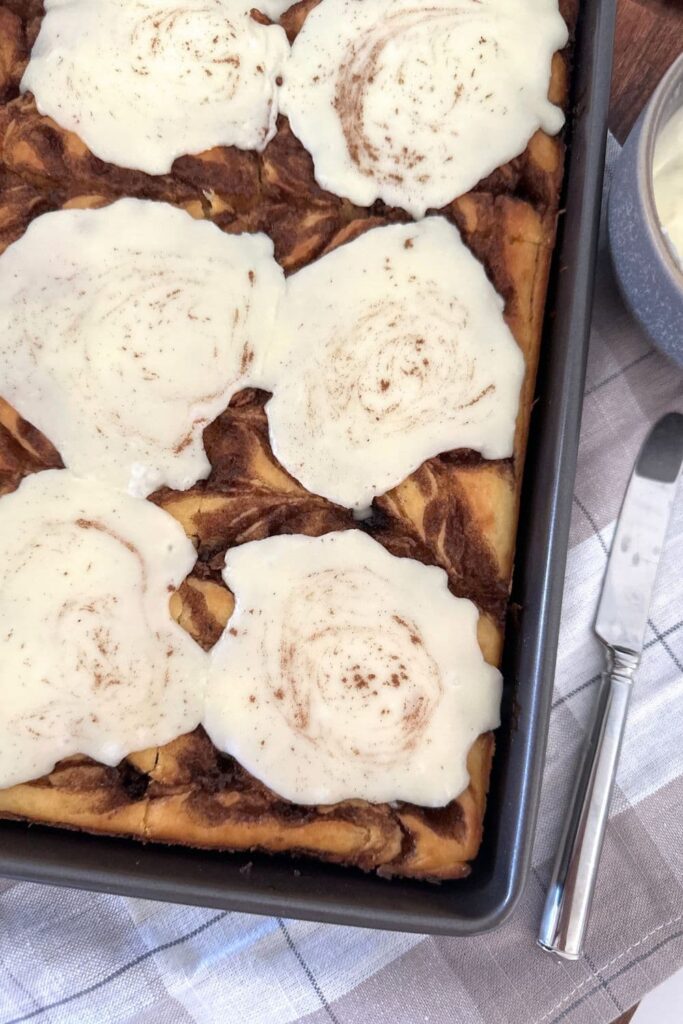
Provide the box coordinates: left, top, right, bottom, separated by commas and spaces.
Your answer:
0, 198, 285, 496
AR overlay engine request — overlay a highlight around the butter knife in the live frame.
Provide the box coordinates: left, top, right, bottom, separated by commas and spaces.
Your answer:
538, 411, 683, 959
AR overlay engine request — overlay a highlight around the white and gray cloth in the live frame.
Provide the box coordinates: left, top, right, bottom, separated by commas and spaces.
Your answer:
1, 136, 682, 1024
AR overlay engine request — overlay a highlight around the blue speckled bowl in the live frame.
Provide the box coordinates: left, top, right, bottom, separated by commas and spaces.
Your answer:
608, 54, 683, 365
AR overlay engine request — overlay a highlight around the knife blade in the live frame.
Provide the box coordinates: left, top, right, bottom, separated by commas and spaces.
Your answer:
539, 411, 683, 959
595, 412, 683, 657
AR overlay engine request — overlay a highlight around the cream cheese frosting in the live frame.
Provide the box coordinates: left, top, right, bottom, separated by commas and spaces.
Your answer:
264, 217, 524, 509
204, 530, 501, 806
21, 0, 290, 173
0, 199, 285, 497
653, 106, 683, 269
280, 0, 568, 217
0, 469, 207, 790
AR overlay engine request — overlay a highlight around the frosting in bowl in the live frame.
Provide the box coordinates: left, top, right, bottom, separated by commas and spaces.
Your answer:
653, 105, 683, 269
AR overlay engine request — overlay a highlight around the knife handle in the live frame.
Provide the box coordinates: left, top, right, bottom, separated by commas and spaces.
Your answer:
538, 648, 637, 959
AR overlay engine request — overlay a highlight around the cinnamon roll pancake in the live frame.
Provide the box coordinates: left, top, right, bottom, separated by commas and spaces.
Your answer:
0, 0, 575, 879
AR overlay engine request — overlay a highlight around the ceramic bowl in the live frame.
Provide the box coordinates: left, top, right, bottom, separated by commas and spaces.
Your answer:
608, 54, 683, 365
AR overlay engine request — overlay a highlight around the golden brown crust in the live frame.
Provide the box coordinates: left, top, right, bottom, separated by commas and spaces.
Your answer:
381, 733, 494, 879
0, 728, 493, 878
0, 755, 149, 838
0, 7, 25, 103
0, 0, 573, 878
144, 729, 404, 871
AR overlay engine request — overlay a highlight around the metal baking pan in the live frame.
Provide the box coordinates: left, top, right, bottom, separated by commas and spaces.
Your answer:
0, 0, 616, 935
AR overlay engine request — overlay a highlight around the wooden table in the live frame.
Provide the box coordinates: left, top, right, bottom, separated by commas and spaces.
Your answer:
602, 5, 681, 1022
610, 0, 682, 142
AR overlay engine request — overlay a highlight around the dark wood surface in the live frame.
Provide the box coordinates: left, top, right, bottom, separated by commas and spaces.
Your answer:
609, 0, 683, 143
612, 1008, 640, 1024
587, 5, 681, 1024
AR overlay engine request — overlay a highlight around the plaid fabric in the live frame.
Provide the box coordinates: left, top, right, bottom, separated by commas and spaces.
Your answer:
1, 136, 682, 1024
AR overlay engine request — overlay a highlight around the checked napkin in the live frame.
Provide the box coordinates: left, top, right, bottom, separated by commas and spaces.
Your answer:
1, 136, 682, 1024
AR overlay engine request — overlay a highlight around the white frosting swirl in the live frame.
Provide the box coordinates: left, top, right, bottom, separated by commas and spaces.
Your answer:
264, 217, 524, 509
0, 199, 285, 497
280, 0, 568, 216
21, 0, 290, 173
204, 530, 501, 806
0, 470, 207, 790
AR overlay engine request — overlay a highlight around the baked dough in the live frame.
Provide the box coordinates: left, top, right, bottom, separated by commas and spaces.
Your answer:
0, 0, 576, 879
